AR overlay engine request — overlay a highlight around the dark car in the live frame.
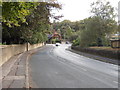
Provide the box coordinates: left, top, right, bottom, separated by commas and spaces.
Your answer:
66, 41, 69, 44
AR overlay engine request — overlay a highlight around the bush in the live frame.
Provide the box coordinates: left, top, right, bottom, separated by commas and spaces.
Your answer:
71, 46, 120, 60
89, 42, 97, 46
55, 39, 61, 43
52, 39, 56, 44
72, 38, 80, 46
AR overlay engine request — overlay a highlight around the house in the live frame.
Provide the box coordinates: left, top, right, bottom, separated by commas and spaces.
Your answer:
47, 30, 62, 44
52, 31, 61, 40
110, 33, 120, 48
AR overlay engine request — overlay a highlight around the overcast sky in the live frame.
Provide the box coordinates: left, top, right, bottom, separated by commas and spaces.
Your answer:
52, 0, 120, 22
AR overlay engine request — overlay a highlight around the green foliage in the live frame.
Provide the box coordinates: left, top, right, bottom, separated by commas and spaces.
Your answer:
52, 0, 118, 47
79, 16, 117, 47
78, 1, 117, 47
91, 1, 116, 19
52, 20, 83, 42
102, 37, 111, 46
2, 2, 39, 27
72, 38, 80, 46
0, 43, 3, 45
2, 2, 61, 44
51, 38, 61, 44
118, 25, 120, 32
52, 39, 56, 44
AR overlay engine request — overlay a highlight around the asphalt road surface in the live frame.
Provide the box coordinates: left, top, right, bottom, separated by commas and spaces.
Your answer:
29, 44, 118, 88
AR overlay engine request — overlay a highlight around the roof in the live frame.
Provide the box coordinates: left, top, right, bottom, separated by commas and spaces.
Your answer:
110, 34, 120, 41
47, 34, 53, 39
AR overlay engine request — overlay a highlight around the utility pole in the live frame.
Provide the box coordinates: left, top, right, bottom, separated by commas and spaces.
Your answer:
26, 41, 29, 51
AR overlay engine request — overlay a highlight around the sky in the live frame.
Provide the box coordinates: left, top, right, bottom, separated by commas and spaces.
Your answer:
52, 0, 120, 22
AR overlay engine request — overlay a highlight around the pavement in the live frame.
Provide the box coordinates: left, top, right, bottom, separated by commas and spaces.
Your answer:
1, 46, 43, 89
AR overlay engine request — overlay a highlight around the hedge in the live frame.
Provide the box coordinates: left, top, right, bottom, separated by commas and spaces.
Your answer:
71, 46, 120, 60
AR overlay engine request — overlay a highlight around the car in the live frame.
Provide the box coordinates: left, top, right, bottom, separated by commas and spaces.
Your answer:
55, 43, 60, 46
66, 41, 69, 44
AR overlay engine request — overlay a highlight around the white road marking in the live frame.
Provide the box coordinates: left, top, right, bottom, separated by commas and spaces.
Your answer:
113, 81, 118, 84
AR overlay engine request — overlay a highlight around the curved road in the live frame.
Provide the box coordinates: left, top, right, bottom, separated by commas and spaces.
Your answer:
29, 44, 118, 88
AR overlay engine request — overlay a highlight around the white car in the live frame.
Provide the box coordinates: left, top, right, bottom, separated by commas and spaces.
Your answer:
55, 43, 60, 46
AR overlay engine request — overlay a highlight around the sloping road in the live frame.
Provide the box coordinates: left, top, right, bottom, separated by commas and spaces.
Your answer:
29, 44, 118, 88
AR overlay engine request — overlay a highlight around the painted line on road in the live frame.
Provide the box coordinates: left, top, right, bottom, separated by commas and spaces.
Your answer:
113, 81, 118, 84
57, 56, 88, 72
80, 67, 87, 71
68, 61, 87, 72
113, 81, 120, 85
47, 47, 118, 88
48, 51, 88, 72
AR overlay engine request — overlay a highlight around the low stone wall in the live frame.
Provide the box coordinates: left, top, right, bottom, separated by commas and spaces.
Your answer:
71, 46, 119, 60
28, 43, 44, 51
0, 43, 44, 66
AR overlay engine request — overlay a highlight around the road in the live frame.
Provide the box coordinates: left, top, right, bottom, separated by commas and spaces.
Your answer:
29, 44, 118, 88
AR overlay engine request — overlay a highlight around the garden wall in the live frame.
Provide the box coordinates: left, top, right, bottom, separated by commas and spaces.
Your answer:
0, 43, 44, 66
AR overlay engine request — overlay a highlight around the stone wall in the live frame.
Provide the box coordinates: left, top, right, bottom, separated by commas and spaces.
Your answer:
71, 46, 119, 60
0, 43, 44, 66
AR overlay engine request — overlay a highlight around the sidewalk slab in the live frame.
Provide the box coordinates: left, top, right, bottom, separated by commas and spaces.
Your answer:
2, 53, 23, 78
1, 46, 44, 89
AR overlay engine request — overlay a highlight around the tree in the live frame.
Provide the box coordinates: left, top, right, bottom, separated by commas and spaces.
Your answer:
2, 2, 39, 27
86, 0, 117, 46
79, 16, 117, 47
91, 1, 116, 19
2, 2, 62, 44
